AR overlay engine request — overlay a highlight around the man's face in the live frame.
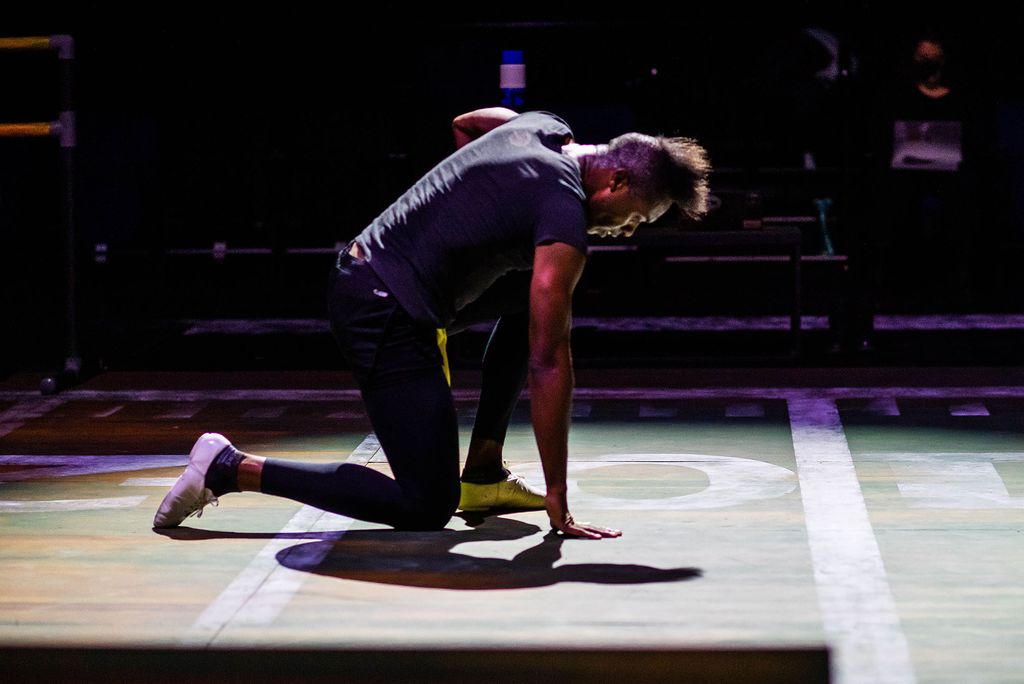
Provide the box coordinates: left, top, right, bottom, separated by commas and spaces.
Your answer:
587, 181, 669, 238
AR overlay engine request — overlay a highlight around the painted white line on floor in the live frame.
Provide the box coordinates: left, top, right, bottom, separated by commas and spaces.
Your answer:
227, 510, 351, 627
725, 402, 765, 418
157, 401, 208, 420
0, 398, 65, 438
242, 406, 287, 419
516, 453, 796, 510
0, 455, 186, 482
356, 433, 384, 463
789, 398, 916, 684
121, 477, 178, 487
0, 496, 147, 512
877, 452, 1024, 509
92, 404, 124, 418
183, 432, 381, 646
949, 401, 989, 417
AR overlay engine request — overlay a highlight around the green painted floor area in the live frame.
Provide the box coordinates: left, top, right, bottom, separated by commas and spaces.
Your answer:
841, 398, 1024, 684
1, 390, 1023, 683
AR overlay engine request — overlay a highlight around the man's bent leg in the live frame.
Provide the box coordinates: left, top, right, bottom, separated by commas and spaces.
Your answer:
447, 274, 531, 484
446, 275, 543, 511
453, 311, 545, 512
462, 310, 529, 483
156, 254, 461, 531
259, 367, 460, 531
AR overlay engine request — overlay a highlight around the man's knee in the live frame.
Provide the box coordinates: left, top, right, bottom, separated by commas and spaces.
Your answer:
399, 484, 460, 531
399, 505, 456, 531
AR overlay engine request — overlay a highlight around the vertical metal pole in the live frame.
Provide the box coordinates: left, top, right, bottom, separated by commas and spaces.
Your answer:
41, 36, 79, 394
791, 235, 802, 361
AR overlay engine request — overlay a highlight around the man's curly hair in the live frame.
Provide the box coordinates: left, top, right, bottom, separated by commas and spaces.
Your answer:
597, 133, 711, 220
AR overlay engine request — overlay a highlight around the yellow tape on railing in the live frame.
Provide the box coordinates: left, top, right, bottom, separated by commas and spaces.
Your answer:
0, 123, 53, 137
0, 37, 51, 51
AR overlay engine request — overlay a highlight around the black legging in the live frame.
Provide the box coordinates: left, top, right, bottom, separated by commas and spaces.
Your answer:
261, 256, 529, 530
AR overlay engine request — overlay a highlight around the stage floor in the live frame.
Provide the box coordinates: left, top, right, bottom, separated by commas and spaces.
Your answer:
0, 370, 1022, 683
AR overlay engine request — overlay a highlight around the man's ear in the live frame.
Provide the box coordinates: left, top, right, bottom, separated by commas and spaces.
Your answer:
609, 169, 630, 192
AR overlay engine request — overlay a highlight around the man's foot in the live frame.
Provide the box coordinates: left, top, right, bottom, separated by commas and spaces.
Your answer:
153, 433, 233, 528
459, 471, 545, 512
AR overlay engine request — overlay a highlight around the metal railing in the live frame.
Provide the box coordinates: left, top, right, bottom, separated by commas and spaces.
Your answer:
0, 35, 78, 394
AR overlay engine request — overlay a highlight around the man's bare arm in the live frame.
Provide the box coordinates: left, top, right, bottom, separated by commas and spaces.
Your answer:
452, 107, 519, 149
529, 242, 621, 539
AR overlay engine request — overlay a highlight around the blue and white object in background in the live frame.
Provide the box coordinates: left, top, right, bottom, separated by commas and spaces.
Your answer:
500, 50, 526, 109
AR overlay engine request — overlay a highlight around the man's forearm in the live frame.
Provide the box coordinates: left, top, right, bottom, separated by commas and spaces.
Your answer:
452, 107, 519, 149
529, 346, 574, 495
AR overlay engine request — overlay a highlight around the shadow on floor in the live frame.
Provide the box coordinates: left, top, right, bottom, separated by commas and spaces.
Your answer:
269, 515, 702, 591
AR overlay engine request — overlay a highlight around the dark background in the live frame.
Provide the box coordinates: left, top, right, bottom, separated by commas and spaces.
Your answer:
2, 2, 1023, 373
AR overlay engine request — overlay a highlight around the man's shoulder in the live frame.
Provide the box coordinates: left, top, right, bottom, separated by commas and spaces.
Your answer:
505, 111, 574, 140
517, 110, 571, 126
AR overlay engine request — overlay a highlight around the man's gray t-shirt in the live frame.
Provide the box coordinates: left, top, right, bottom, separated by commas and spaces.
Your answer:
352, 111, 588, 328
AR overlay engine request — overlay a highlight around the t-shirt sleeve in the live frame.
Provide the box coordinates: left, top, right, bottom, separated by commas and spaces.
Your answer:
533, 190, 589, 256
